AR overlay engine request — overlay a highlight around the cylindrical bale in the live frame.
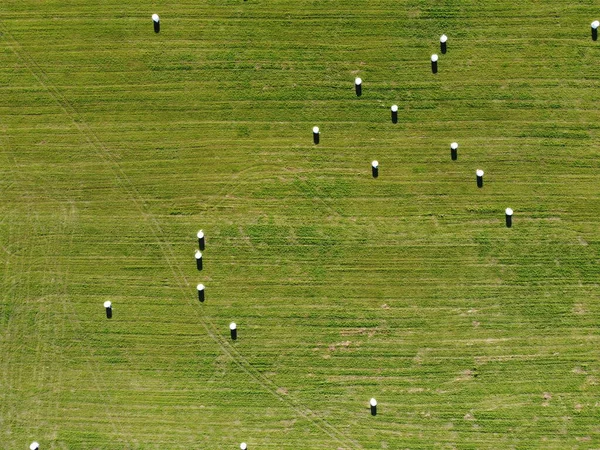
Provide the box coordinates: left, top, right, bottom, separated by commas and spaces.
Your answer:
450, 142, 458, 161
391, 104, 398, 124
355, 77, 362, 97
476, 169, 484, 188
197, 230, 205, 250
440, 34, 448, 54
371, 160, 379, 178
197, 284, 205, 302
240, 444, 247, 450
30, 442, 40, 450
505, 208, 513, 228
592, 21, 599, 41
230, 322, 238, 340
431, 54, 438, 74
370, 398, 377, 416
152, 14, 160, 33
195, 250, 203, 271
312, 126, 320, 145
104, 301, 112, 319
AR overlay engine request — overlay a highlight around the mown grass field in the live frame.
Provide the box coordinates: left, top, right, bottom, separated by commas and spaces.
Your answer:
1, 1, 599, 448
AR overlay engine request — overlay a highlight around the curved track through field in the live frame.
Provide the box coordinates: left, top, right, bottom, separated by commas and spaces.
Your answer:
2, 24, 363, 450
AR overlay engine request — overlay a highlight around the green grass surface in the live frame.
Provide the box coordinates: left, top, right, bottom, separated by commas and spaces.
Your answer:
1, 1, 599, 448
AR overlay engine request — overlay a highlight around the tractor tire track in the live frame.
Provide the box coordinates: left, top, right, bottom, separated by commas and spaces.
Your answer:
2, 24, 362, 449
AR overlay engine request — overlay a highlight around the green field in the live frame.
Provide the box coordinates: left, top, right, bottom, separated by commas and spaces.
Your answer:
1, 1, 600, 448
